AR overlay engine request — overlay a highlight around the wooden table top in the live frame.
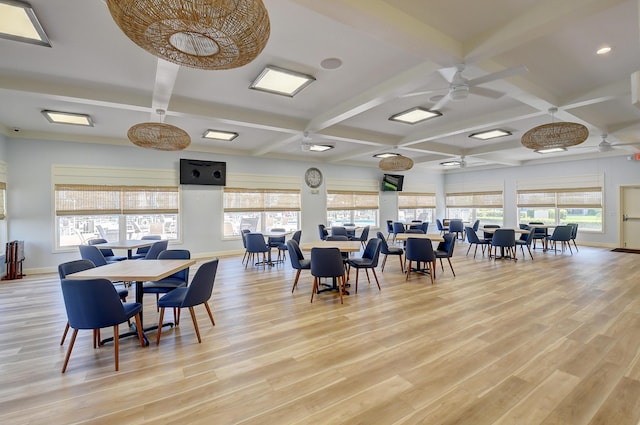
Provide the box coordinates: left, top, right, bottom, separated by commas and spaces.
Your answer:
64, 259, 196, 282
300, 240, 362, 252
394, 233, 445, 242
480, 227, 530, 234
94, 240, 157, 250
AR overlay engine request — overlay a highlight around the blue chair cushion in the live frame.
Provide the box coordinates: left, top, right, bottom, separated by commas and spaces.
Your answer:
143, 277, 186, 294
157, 287, 189, 308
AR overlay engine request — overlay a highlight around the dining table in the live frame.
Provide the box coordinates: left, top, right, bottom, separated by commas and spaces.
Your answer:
65, 258, 195, 345
94, 239, 157, 259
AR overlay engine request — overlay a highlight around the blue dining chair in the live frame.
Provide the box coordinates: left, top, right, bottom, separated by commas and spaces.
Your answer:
310, 247, 346, 304
141, 240, 168, 260
245, 233, 271, 268
87, 238, 127, 262
78, 244, 109, 267
347, 238, 381, 294
318, 224, 329, 240
377, 231, 404, 272
545, 225, 574, 255
156, 259, 219, 345
435, 233, 457, 276
129, 235, 161, 259
287, 239, 311, 293
465, 226, 489, 258
489, 228, 516, 260
58, 259, 129, 346
143, 249, 191, 311
404, 237, 435, 284
60, 278, 145, 372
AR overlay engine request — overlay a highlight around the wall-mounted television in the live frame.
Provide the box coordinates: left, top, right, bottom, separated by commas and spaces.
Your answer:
381, 173, 404, 191
180, 159, 226, 186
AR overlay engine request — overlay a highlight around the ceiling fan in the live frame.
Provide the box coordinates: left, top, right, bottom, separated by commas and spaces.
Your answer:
403, 64, 528, 111
574, 134, 640, 153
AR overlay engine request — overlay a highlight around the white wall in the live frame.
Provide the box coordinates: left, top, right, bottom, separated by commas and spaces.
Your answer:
442, 156, 640, 247
4, 135, 638, 272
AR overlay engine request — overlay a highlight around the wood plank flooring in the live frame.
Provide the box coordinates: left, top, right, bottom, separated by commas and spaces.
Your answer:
1, 242, 640, 424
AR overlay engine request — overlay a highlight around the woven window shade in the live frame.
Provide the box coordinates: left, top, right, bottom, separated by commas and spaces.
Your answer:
398, 192, 436, 209
106, 0, 270, 70
223, 188, 301, 212
55, 184, 179, 216
445, 191, 503, 208
327, 191, 379, 211
517, 187, 602, 208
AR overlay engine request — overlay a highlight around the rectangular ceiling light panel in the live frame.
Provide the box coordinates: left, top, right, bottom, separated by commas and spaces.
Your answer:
250, 66, 315, 97
42, 110, 93, 126
0, 0, 50, 47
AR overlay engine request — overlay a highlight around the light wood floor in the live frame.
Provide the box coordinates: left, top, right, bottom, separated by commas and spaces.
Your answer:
1, 242, 640, 424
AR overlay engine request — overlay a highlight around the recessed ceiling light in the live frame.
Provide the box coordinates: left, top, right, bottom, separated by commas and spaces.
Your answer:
596, 46, 612, 55
202, 129, 238, 141
534, 147, 567, 154
373, 153, 400, 159
250, 66, 315, 97
0, 0, 50, 47
440, 160, 463, 167
469, 129, 512, 140
389, 107, 442, 124
42, 110, 93, 126
308, 144, 333, 152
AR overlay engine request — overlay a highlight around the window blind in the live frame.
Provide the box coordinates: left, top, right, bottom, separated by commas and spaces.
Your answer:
517, 187, 602, 208
327, 190, 379, 210
398, 192, 436, 209
55, 184, 179, 216
223, 188, 301, 212
445, 191, 503, 208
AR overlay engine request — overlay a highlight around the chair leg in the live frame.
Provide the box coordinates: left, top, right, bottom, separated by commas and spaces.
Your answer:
61, 328, 78, 373
310, 277, 318, 303
156, 307, 165, 345
113, 324, 119, 371
338, 276, 344, 304
371, 268, 381, 290
427, 262, 434, 285
204, 302, 215, 326
291, 269, 302, 292
447, 258, 455, 277
60, 322, 70, 345
572, 239, 579, 252
189, 307, 201, 343
405, 260, 412, 281
355, 269, 360, 293
398, 255, 404, 273
381, 255, 387, 272
133, 313, 144, 347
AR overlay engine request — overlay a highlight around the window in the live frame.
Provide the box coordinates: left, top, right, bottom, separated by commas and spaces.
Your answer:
398, 192, 435, 223
445, 191, 503, 226
223, 188, 300, 237
516, 174, 603, 232
55, 184, 179, 247
326, 190, 379, 227
517, 188, 603, 231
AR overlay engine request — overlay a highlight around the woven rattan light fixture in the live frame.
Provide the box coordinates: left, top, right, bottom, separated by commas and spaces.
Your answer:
128, 122, 191, 151
378, 155, 414, 172
521, 108, 589, 151
105, 0, 270, 70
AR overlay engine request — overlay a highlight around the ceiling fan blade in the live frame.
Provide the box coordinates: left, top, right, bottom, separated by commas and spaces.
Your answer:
467, 65, 528, 86
468, 86, 504, 99
430, 93, 451, 112
399, 89, 444, 99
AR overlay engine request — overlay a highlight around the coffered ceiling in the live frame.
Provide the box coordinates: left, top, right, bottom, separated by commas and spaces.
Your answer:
1, 0, 639, 171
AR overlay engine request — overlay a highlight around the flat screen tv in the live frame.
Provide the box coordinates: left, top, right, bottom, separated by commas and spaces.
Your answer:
180, 159, 226, 186
382, 174, 404, 191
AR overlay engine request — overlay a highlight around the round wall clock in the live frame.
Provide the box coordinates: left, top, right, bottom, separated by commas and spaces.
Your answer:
304, 167, 323, 188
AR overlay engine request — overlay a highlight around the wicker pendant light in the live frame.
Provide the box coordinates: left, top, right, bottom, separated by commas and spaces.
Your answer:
128, 122, 191, 151
106, 0, 270, 70
521, 108, 589, 151
378, 155, 414, 171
